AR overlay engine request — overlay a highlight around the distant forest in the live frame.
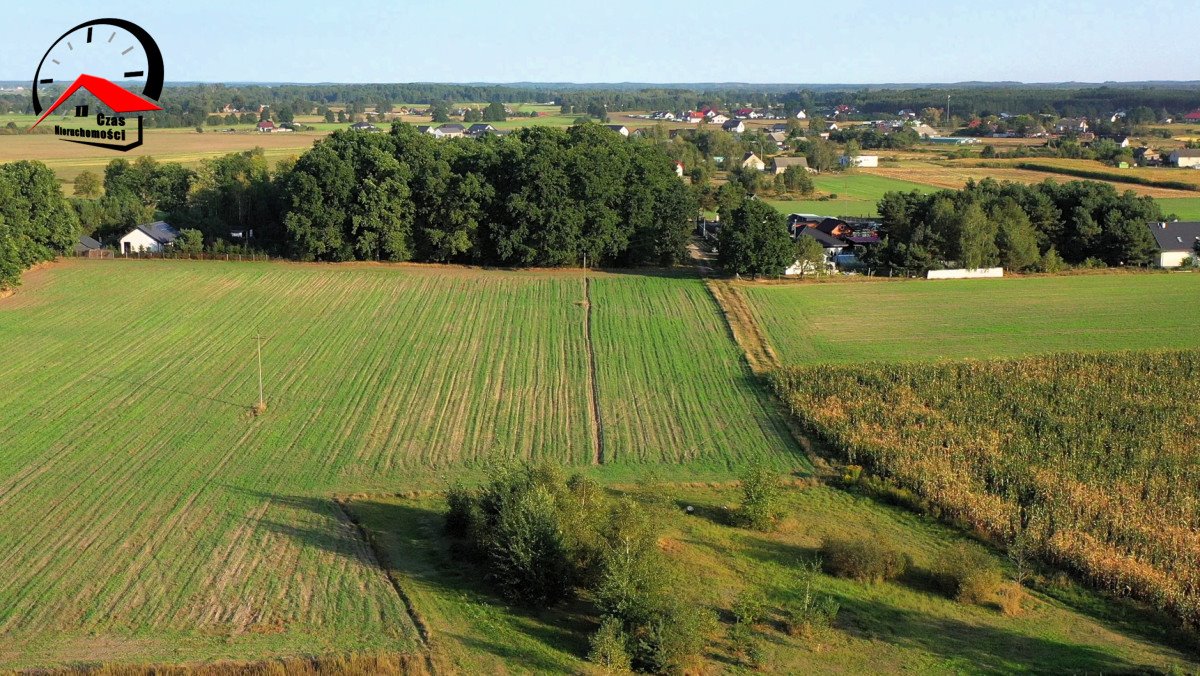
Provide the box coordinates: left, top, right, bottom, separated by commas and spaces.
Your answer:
5, 82, 1200, 128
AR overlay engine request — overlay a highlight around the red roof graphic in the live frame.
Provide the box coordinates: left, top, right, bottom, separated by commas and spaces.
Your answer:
31, 74, 162, 129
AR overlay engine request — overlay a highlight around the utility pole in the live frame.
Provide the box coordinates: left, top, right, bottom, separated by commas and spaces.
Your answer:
253, 334, 266, 413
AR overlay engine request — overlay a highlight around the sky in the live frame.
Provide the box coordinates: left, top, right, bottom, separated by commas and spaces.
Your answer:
4, 0, 1199, 84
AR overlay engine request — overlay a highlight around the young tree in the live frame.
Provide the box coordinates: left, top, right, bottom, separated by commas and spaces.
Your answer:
781, 165, 814, 195
73, 171, 102, 199
793, 234, 826, 276
992, 199, 1039, 271
957, 201, 1000, 269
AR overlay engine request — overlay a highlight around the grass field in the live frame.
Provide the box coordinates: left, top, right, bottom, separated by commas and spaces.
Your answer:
351, 483, 1197, 674
768, 173, 937, 218
0, 260, 804, 669
741, 273, 1200, 365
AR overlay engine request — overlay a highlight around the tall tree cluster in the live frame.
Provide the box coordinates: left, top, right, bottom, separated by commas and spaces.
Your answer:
871, 178, 1162, 273
279, 123, 697, 267
0, 161, 79, 289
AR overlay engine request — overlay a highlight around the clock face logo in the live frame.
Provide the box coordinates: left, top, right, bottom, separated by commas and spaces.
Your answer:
29, 18, 164, 151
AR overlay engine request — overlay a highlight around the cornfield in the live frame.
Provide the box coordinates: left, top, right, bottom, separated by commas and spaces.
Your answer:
773, 351, 1200, 629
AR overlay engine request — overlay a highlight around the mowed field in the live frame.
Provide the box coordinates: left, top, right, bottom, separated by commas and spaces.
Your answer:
768, 173, 937, 218
741, 273, 1200, 365
0, 260, 802, 669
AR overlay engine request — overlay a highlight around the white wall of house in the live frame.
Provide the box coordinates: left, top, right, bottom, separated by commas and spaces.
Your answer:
119, 229, 164, 253
1159, 251, 1195, 267
927, 267, 1004, 280
1170, 152, 1200, 168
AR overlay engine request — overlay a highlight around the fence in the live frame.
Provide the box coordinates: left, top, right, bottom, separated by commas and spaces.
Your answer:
78, 250, 275, 262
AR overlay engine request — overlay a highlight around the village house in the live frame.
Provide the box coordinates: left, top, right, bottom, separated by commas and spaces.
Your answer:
721, 119, 745, 134
740, 152, 766, 171
770, 156, 810, 174
1146, 221, 1200, 267
256, 120, 275, 132
840, 155, 879, 168
604, 124, 630, 136
437, 124, 466, 138
467, 123, 497, 137
1134, 147, 1162, 166
119, 222, 179, 255
1169, 149, 1200, 168
710, 114, 730, 125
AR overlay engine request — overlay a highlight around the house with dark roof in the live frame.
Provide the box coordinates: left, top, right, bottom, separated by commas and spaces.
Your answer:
467, 123, 497, 136
74, 235, 103, 256
437, 124, 466, 138
350, 121, 378, 131
604, 124, 630, 137
1146, 221, 1200, 267
118, 222, 179, 254
722, 119, 745, 134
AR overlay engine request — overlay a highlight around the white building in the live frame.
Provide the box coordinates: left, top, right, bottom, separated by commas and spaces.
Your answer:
1146, 221, 1200, 267
1169, 150, 1200, 168
840, 155, 879, 168
119, 221, 179, 254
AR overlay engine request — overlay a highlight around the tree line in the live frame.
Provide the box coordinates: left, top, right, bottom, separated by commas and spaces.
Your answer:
67, 121, 697, 269
0, 162, 79, 289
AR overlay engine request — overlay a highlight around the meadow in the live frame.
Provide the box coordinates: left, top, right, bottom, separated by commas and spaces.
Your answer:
741, 273, 1200, 365
767, 173, 937, 217
351, 483, 1197, 673
0, 260, 802, 669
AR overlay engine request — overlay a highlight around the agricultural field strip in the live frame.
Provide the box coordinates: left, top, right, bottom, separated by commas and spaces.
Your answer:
0, 261, 804, 667
740, 275, 1200, 365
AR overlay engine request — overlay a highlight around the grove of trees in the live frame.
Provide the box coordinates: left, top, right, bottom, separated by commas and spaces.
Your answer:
870, 178, 1162, 273
0, 161, 79, 289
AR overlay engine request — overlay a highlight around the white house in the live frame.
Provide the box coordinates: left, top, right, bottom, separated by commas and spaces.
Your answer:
794, 110, 807, 119
710, 114, 730, 125
604, 125, 630, 136
721, 119, 745, 134
1146, 221, 1200, 267
1169, 149, 1200, 169
840, 155, 879, 168
740, 152, 766, 171
119, 221, 179, 254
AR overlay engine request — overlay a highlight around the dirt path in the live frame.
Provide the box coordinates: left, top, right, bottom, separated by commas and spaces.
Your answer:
704, 279, 781, 375
582, 277, 605, 464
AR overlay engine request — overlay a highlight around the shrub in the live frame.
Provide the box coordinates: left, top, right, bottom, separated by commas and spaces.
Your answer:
996, 582, 1025, 617
588, 615, 632, 673
933, 542, 1003, 605
820, 536, 909, 583
738, 462, 783, 531
1039, 247, 1066, 273
629, 598, 716, 674
782, 559, 839, 638
731, 588, 767, 626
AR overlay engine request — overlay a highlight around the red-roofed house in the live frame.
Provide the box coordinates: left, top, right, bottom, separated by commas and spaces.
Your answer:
1184, 110, 1200, 122
257, 120, 275, 132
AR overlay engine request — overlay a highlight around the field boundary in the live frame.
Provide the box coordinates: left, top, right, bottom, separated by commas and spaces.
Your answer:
331, 498, 436, 674
704, 279, 780, 374
1010, 161, 1200, 192
583, 277, 605, 464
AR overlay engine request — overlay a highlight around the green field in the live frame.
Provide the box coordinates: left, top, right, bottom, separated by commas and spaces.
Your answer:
1158, 197, 1200, 220
742, 273, 1200, 365
0, 260, 804, 669
768, 173, 937, 218
351, 483, 1197, 674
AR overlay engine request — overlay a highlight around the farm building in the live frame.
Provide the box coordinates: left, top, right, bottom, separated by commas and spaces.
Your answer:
840, 155, 879, 168
74, 235, 103, 256
1168, 149, 1200, 168
770, 156, 810, 174
768, 131, 789, 147
119, 222, 179, 254
255, 120, 275, 132
350, 122, 378, 132
1146, 221, 1200, 267
741, 152, 766, 171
